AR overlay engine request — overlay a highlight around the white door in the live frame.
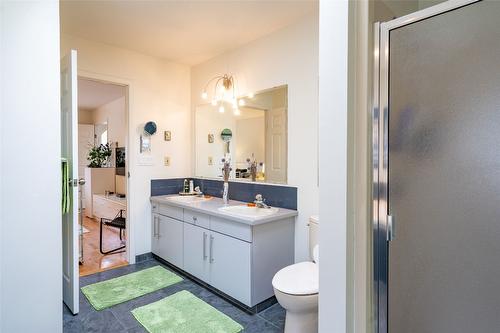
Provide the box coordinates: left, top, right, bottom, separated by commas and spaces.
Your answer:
158, 216, 184, 268
265, 107, 287, 183
209, 232, 251, 305
61, 50, 80, 314
78, 124, 94, 209
183, 223, 210, 281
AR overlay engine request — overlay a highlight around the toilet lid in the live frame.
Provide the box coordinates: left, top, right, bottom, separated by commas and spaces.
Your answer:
272, 262, 318, 295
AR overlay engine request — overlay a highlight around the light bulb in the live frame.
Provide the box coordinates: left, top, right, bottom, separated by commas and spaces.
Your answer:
248, 92, 254, 98
232, 99, 238, 108
219, 85, 226, 93
211, 99, 217, 106
238, 99, 246, 106
219, 106, 225, 113
201, 91, 208, 99
234, 109, 241, 116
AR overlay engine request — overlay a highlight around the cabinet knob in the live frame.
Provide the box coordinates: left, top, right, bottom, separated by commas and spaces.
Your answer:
192, 216, 197, 223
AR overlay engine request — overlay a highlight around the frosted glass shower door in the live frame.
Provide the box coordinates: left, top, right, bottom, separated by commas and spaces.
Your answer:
385, 1, 500, 332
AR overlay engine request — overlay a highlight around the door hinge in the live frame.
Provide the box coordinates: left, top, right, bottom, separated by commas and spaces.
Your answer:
387, 214, 395, 241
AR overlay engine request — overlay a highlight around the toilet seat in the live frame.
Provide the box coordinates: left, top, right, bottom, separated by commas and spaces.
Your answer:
272, 262, 318, 296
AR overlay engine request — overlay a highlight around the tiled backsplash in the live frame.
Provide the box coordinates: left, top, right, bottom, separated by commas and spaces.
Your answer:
151, 178, 297, 210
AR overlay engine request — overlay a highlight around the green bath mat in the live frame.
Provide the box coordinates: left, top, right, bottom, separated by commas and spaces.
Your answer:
131, 290, 243, 333
81, 266, 182, 310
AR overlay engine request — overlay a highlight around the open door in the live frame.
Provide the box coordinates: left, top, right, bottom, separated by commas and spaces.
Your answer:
61, 50, 80, 314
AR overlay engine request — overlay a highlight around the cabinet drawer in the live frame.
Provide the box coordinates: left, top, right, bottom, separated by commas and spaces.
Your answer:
158, 204, 183, 220
184, 209, 210, 229
210, 216, 252, 243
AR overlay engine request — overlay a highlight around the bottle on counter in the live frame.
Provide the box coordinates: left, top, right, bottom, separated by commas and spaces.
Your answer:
183, 179, 189, 193
189, 180, 194, 193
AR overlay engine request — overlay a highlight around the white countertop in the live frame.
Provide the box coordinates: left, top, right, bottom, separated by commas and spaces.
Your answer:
150, 194, 298, 226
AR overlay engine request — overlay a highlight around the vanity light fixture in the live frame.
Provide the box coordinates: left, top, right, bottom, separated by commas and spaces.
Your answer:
201, 73, 255, 112
201, 73, 236, 104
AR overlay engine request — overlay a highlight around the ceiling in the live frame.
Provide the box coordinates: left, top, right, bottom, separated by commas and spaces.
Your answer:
78, 78, 126, 110
60, 0, 318, 66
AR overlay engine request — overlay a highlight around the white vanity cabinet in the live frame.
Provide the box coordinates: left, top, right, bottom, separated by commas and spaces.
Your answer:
209, 230, 251, 305
183, 222, 210, 281
152, 214, 183, 268
151, 198, 296, 308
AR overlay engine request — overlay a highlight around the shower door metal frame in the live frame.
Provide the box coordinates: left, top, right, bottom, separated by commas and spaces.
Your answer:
372, 1, 481, 332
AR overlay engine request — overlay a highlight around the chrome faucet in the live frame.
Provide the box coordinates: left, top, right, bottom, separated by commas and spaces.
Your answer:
254, 194, 271, 209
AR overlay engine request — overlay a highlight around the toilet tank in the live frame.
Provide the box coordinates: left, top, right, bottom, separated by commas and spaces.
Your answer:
309, 215, 319, 260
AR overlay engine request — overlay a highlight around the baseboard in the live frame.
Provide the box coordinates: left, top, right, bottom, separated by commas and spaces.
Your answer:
135, 252, 153, 263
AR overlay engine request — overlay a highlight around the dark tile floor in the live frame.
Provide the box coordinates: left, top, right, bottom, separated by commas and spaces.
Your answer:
64, 258, 285, 332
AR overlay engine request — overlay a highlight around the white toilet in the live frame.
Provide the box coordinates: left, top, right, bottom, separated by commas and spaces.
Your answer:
272, 215, 319, 333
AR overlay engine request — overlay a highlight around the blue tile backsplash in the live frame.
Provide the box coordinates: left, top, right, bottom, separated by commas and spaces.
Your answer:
151, 178, 297, 210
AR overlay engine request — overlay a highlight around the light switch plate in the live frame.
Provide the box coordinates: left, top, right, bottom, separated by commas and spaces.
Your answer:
208, 156, 213, 165
164, 156, 170, 166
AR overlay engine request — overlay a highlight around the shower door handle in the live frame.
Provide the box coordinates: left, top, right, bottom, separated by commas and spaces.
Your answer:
387, 214, 395, 241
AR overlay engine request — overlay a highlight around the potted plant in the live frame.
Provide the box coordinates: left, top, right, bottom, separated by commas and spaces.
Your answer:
87, 143, 112, 168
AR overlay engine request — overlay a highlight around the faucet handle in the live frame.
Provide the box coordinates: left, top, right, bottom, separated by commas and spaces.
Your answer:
255, 194, 263, 202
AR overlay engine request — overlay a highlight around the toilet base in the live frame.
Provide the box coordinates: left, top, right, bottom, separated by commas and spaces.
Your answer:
284, 309, 318, 333
274, 288, 318, 333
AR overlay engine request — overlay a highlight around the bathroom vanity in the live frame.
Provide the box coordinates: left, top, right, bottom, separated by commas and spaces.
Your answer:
150, 194, 297, 310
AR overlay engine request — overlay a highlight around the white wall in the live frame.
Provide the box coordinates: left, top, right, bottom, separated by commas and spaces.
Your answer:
1, 1, 62, 332
93, 95, 127, 147
61, 34, 191, 256
191, 13, 319, 261
318, 0, 349, 332
78, 108, 94, 124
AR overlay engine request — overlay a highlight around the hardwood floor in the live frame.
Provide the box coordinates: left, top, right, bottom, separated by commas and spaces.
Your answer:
79, 215, 128, 277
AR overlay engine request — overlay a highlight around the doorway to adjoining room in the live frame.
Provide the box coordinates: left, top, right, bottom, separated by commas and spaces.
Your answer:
77, 77, 129, 276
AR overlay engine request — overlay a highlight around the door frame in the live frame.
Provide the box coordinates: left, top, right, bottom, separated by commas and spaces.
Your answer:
78, 70, 135, 265
372, 1, 480, 332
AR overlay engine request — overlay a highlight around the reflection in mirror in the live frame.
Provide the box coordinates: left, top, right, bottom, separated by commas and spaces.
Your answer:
94, 123, 108, 146
195, 85, 287, 184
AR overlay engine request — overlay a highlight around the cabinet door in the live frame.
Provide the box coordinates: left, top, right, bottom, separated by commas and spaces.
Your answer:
209, 231, 251, 306
183, 223, 209, 281
151, 214, 161, 256
157, 215, 184, 268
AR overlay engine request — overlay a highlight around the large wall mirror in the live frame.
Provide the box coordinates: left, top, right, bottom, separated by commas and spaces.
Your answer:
195, 85, 288, 184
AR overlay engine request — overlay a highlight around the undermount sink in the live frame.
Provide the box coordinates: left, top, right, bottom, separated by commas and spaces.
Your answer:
165, 195, 211, 204
218, 205, 279, 219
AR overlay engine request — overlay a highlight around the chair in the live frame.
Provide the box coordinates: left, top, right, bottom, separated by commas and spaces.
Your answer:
100, 209, 126, 255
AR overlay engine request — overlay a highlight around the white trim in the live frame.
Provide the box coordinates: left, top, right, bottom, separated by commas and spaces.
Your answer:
77, 70, 135, 265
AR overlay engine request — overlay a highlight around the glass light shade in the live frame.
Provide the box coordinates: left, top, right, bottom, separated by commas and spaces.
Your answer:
201, 91, 208, 99
218, 106, 225, 113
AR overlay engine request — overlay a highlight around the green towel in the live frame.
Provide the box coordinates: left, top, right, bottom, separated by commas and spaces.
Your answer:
61, 159, 70, 214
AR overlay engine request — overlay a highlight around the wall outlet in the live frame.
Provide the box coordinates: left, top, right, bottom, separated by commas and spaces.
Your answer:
164, 156, 170, 166
208, 156, 213, 165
